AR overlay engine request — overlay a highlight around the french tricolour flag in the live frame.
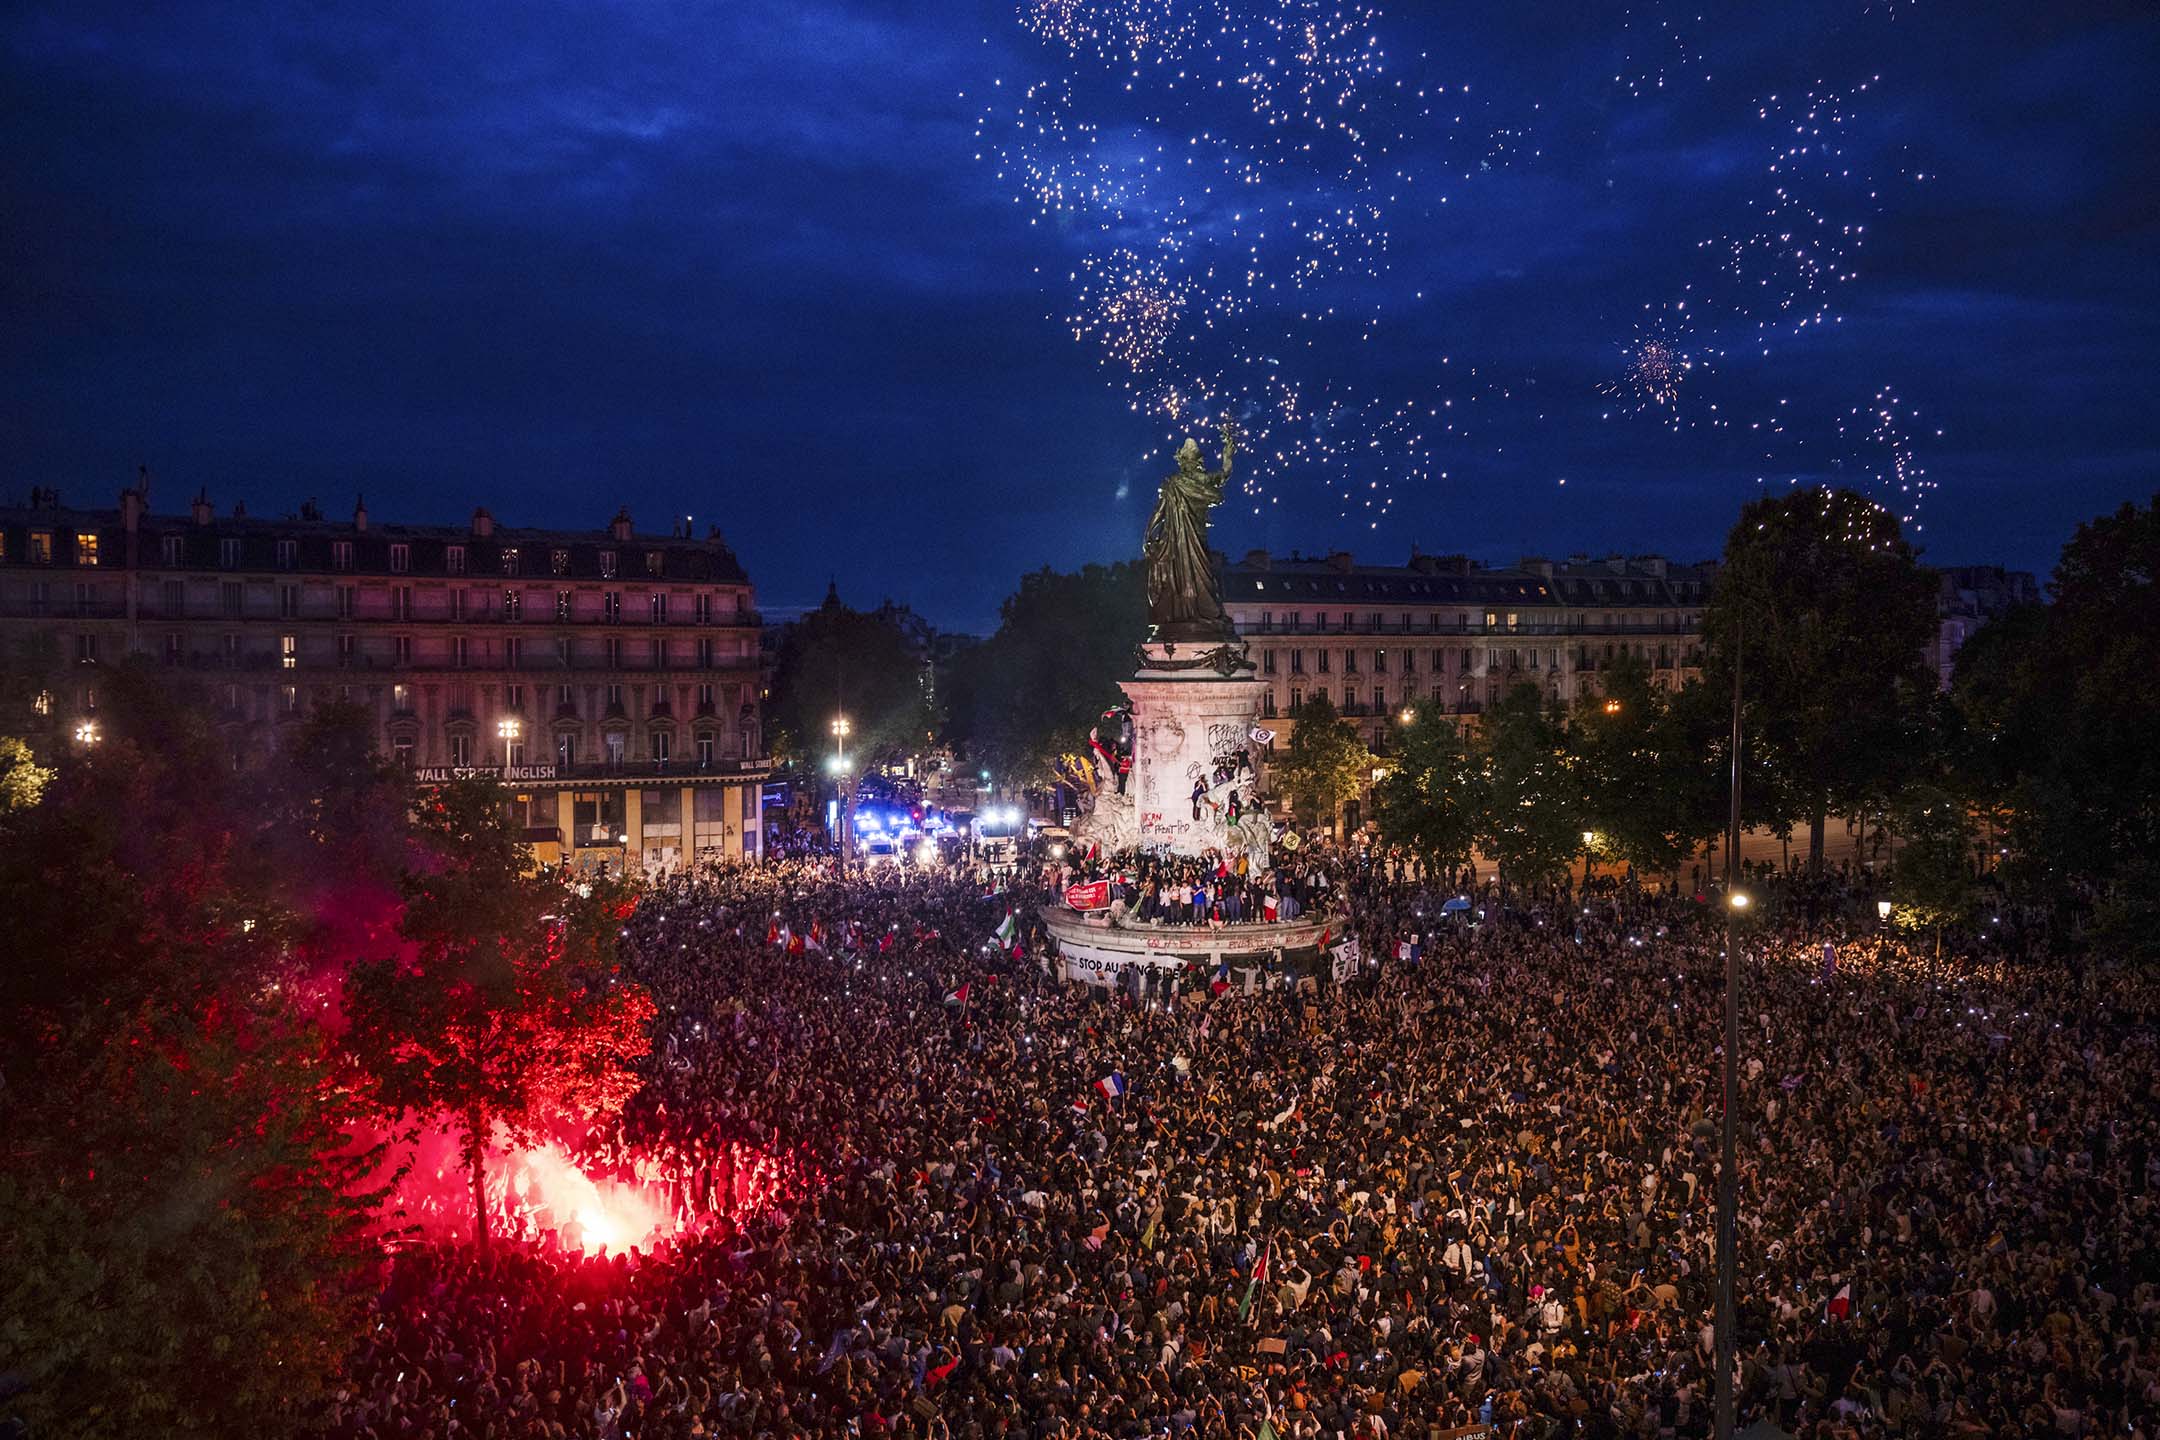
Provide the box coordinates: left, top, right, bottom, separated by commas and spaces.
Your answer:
1826, 1282, 1852, 1320
1211, 960, 1232, 996
1095, 1072, 1126, 1100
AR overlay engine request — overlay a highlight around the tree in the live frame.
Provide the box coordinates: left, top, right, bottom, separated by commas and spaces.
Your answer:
1951, 495, 2160, 956
946, 561, 1147, 792
1271, 693, 1372, 835
1702, 487, 1937, 872
1475, 682, 1584, 893
0, 734, 52, 812
767, 591, 936, 854
342, 780, 656, 1250
0, 1000, 385, 1439
1569, 651, 1698, 881
1371, 707, 1483, 878
0, 663, 386, 1436
1888, 783, 1976, 958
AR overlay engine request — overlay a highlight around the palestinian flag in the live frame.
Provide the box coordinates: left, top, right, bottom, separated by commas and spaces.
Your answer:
1239, 1245, 1271, 1322
993, 911, 1017, 946
944, 982, 971, 1009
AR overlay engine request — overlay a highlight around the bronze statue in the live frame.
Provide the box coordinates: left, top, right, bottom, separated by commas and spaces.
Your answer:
1143, 421, 1237, 641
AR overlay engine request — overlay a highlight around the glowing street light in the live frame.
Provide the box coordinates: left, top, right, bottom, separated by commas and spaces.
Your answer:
1398, 706, 1416, 725
497, 717, 522, 741
1728, 891, 1751, 911
1603, 698, 1624, 715
73, 719, 100, 745
1877, 899, 1894, 921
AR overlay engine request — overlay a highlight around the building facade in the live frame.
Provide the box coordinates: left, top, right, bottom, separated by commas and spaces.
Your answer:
0, 484, 770, 871
1221, 548, 1713, 802
1927, 564, 2039, 691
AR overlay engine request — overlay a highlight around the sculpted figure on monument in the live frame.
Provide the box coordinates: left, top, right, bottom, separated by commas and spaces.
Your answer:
1143, 420, 1237, 642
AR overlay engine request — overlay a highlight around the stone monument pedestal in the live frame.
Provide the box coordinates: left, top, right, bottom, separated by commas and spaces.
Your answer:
1075, 639, 1271, 867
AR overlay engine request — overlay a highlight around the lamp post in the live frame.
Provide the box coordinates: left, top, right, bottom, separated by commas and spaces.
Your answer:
497, 716, 521, 765
73, 719, 100, 747
829, 715, 853, 867
1716, 625, 1743, 1439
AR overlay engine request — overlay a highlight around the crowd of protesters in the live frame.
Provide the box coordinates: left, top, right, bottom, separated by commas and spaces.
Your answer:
1037, 846, 1350, 926
317, 844, 2160, 1440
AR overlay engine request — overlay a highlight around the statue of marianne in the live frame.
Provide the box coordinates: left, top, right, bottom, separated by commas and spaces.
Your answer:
1143, 420, 1237, 640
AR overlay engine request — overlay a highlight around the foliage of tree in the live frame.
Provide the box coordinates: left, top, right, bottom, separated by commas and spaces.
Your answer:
945, 561, 1147, 791
1475, 682, 1584, 891
1702, 487, 1938, 870
1272, 692, 1373, 834
1371, 706, 1483, 877
0, 663, 387, 1438
1568, 651, 1701, 879
342, 780, 656, 1249
0, 733, 52, 812
1951, 494, 2160, 958
1, 1002, 385, 1440
768, 594, 936, 770
1888, 782, 1977, 957
767, 594, 936, 849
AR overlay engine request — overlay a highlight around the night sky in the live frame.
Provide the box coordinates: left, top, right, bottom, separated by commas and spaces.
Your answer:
5, 1, 2156, 631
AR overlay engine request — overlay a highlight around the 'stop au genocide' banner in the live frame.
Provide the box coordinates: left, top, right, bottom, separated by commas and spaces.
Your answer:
1065, 880, 1111, 911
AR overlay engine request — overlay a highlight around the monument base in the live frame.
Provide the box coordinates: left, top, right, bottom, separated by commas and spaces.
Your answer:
1075, 656, 1271, 864
1044, 907, 1342, 987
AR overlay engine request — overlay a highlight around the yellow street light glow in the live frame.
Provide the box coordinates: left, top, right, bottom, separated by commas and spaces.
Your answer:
1728, 891, 1751, 910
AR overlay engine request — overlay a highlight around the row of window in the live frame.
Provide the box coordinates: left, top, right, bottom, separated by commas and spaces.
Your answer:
414, 728, 734, 771
125, 579, 744, 624
138, 535, 683, 578
1259, 643, 1689, 676
389, 680, 745, 717
3, 528, 708, 580
144, 630, 749, 671
1241, 608, 1697, 633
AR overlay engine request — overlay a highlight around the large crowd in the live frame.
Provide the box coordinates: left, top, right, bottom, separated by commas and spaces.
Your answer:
317, 846, 2160, 1440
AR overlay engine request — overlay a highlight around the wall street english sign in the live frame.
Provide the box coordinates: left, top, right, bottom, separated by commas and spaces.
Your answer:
412, 764, 560, 784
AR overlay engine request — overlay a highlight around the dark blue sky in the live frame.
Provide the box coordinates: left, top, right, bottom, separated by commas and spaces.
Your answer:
5, 0, 2155, 631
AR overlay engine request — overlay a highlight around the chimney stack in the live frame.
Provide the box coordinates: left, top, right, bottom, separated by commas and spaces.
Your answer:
354, 495, 370, 532
191, 489, 214, 526
610, 507, 634, 542
472, 506, 495, 538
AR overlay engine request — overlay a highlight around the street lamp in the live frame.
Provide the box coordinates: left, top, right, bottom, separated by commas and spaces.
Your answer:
1603, 698, 1623, 715
1398, 706, 1416, 725
829, 716, 854, 867
1877, 899, 1893, 922
73, 719, 100, 746
1715, 620, 1745, 1440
